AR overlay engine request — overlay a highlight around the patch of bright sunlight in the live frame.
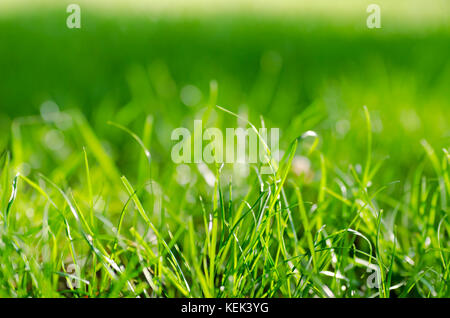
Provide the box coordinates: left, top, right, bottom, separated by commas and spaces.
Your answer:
1, 0, 449, 30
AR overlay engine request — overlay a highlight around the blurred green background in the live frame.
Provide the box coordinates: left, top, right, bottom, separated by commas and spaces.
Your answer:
0, 0, 449, 187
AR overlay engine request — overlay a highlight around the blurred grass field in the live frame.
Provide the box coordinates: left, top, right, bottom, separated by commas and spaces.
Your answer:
0, 0, 449, 297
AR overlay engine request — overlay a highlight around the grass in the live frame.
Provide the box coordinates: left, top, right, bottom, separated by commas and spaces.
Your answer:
0, 2, 449, 298
0, 103, 448, 298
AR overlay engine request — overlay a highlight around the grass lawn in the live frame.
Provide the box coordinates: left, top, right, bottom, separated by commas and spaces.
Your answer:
0, 0, 449, 297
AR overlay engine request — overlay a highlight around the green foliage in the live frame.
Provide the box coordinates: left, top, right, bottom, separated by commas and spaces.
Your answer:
0, 5, 449, 298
